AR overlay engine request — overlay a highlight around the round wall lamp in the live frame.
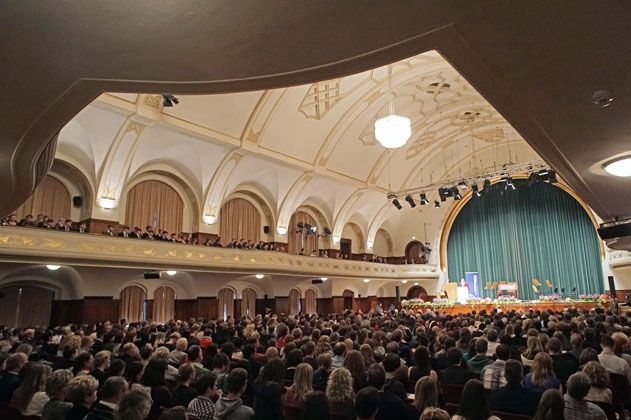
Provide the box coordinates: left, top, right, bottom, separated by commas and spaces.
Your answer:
604, 156, 631, 177
46, 264, 61, 271
255, 274, 264, 279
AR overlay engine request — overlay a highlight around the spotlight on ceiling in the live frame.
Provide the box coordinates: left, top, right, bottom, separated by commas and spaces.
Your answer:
604, 157, 631, 177
405, 195, 416, 208
527, 171, 539, 188
504, 177, 516, 190
548, 170, 557, 183
166, 270, 177, 276
255, 274, 264, 279
451, 186, 462, 200
323, 227, 332, 235
438, 187, 449, 202
392, 199, 402, 210
401, 280, 408, 284
162, 94, 179, 107
419, 193, 429, 205
457, 181, 468, 190
46, 264, 61, 271
308, 225, 317, 235
472, 184, 481, 197
320, 277, 328, 281
434, 200, 440, 208
483, 179, 491, 192
363, 278, 370, 283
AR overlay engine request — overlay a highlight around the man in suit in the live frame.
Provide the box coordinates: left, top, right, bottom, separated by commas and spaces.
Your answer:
117, 226, 131, 238
548, 337, 579, 382
142, 226, 154, 239
0, 353, 27, 407
103, 225, 116, 236
490, 359, 540, 416
85, 376, 128, 420
440, 347, 477, 385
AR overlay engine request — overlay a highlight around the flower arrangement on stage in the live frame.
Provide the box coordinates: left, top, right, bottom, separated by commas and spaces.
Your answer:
466, 296, 492, 304
599, 293, 611, 305
538, 294, 561, 301
496, 295, 520, 303
578, 293, 601, 301
401, 298, 454, 310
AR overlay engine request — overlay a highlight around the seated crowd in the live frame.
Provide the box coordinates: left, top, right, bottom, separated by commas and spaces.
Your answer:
2, 306, 631, 420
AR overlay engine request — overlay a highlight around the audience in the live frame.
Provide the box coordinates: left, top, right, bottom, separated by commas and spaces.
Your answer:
0, 304, 630, 420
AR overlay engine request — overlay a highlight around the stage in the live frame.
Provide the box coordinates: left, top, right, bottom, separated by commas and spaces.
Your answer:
402, 300, 603, 315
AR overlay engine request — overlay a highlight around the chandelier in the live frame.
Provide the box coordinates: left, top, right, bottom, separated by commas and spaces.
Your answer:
374, 64, 411, 149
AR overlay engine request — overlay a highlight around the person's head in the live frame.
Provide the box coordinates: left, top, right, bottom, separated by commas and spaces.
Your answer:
108, 358, 126, 377
566, 371, 591, 401
547, 337, 562, 355
141, 358, 167, 387
212, 352, 230, 372
74, 351, 94, 373
176, 337, 188, 351
343, 350, 366, 378
524, 336, 543, 359
532, 389, 564, 420
187, 345, 202, 363
583, 360, 609, 389
125, 361, 145, 384
257, 357, 286, 386
45, 369, 73, 399
326, 366, 354, 404
504, 359, 523, 385
12, 362, 51, 410
570, 333, 583, 348
420, 407, 450, 420
382, 352, 401, 373
4, 352, 27, 372
579, 347, 599, 365
225, 367, 248, 396
117, 389, 152, 420
101, 376, 128, 404
293, 363, 314, 401
355, 386, 380, 420
66, 374, 99, 407
156, 406, 188, 420
414, 376, 438, 412
457, 379, 491, 420
413, 345, 432, 375
474, 337, 488, 355
303, 391, 329, 420
360, 343, 376, 365
601, 334, 614, 350
253, 381, 284, 420
367, 363, 386, 390
177, 363, 195, 384
94, 350, 111, 370
333, 342, 346, 357
532, 352, 555, 388
286, 348, 304, 367
317, 352, 332, 370
446, 347, 462, 366
495, 344, 510, 361
193, 372, 219, 398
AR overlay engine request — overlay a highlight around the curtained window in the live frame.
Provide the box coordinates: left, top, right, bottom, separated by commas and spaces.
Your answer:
0, 285, 54, 328
119, 285, 146, 323
218, 288, 235, 320
125, 180, 183, 234
447, 181, 604, 300
152, 286, 175, 323
241, 288, 257, 319
289, 288, 301, 316
14, 175, 71, 221
219, 198, 261, 245
288, 211, 318, 255
304, 289, 317, 315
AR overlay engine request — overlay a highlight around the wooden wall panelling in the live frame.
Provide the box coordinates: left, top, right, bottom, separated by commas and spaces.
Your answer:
50, 300, 83, 326
331, 297, 345, 314
234, 299, 242, 319
145, 299, 154, 322
174, 299, 198, 321
192, 232, 218, 245
275, 297, 290, 315
83, 297, 119, 324
256, 298, 275, 315
196, 297, 218, 319
83, 219, 121, 235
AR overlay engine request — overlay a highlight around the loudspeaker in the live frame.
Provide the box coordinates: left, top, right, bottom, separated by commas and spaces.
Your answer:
72, 196, 82, 207
312, 279, 323, 284
263, 225, 270, 234
264, 294, 268, 300
608, 275, 616, 297
324, 227, 331, 235
144, 271, 160, 280
395, 285, 400, 302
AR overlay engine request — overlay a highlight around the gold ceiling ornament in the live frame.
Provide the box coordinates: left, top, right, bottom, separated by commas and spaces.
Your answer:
142, 94, 163, 110
299, 79, 342, 120
405, 131, 437, 160
124, 120, 146, 136
473, 127, 505, 143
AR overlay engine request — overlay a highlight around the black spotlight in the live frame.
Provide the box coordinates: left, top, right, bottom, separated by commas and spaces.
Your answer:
419, 193, 429, 205
472, 184, 481, 197
527, 171, 539, 188
162, 94, 179, 107
405, 195, 416, 208
451, 186, 461, 200
457, 181, 468, 190
438, 187, 449, 202
434, 200, 440, 208
323, 227, 331, 235
483, 179, 491, 192
392, 199, 402, 210
297, 222, 304, 233
309, 225, 317, 235
304, 223, 312, 234
503, 176, 516, 190
548, 170, 557, 183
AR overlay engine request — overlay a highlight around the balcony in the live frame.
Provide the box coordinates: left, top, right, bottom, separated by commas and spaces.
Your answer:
0, 226, 438, 279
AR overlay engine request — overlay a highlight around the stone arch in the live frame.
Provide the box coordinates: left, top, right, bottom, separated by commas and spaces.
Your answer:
289, 288, 301, 315
304, 288, 317, 315
342, 289, 355, 311
221, 188, 275, 239
406, 285, 428, 299
50, 159, 95, 221
218, 286, 237, 320
405, 240, 427, 264
341, 221, 366, 254
119, 285, 147, 322
373, 228, 394, 256
152, 285, 176, 323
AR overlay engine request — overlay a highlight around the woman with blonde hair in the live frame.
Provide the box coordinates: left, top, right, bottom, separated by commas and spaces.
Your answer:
10, 362, 52, 416
583, 361, 612, 404
521, 336, 543, 368
117, 389, 153, 420
283, 363, 313, 416
413, 376, 438, 417
89, 350, 111, 388
325, 367, 356, 420
523, 352, 560, 395
65, 375, 99, 420
41, 369, 73, 420
359, 343, 376, 367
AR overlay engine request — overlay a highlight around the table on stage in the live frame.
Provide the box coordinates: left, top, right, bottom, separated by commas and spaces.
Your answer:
405, 301, 601, 315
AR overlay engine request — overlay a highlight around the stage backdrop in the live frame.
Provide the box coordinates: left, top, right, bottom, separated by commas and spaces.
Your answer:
447, 181, 603, 300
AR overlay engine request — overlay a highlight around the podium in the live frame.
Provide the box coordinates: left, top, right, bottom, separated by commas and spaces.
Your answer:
456, 286, 469, 304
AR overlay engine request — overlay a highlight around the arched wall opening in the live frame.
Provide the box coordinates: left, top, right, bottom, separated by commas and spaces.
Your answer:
405, 240, 427, 264
218, 287, 236, 320
288, 211, 318, 255
342, 289, 355, 311
304, 288, 317, 314
406, 285, 428, 299
289, 288, 301, 315
125, 180, 184, 235
120, 285, 147, 323
13, 175, 71, 222
445, 180, 604, 300
0, 284, 54, 328
241, 287, 257, 318
373, 228, 394, 257
341, 222, 365, 256
152, 285, 176, 323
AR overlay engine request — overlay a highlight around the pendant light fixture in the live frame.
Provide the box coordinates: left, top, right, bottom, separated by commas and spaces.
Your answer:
374, 64, 411, 149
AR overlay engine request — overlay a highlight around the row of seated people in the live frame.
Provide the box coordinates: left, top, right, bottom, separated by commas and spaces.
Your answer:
2, 214, 88, 233
1, 305, 630, 420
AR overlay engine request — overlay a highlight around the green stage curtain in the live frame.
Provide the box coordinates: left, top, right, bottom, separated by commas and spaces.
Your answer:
447, 181, 603, 300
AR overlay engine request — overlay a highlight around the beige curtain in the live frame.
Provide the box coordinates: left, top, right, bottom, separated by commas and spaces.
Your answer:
241, 288, 257, 318
152, 286, 175, 323
218, 288, 235, 320
304, 289, 317, 315
219, 199, 260, 245
289, 288, 301, 316
288, 211, 318, 255
125, 180, 183, 234
14, 175, 71, 220
0, 286, 53, 328
120, 286, 146, 322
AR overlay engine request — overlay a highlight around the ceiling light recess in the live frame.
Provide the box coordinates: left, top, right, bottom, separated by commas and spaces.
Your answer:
46, 264, 61, 271
363, 278, 370, 283
166, 270, 177, 276
604, 157, 631, 177
255, 274, 264, 279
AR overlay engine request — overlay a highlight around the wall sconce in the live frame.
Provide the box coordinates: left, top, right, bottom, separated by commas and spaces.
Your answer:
202, 214, 217, 225
366, 240, 374, 248
277, 226, 288, 235
332, 235, 341, 243
98, 197, 117, 209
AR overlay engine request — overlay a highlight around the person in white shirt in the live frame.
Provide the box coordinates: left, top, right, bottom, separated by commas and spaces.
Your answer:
9, 362, 52, 417
598, 335, 631, 384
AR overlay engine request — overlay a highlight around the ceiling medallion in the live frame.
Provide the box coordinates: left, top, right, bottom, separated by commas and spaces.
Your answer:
374, 64, 411, 149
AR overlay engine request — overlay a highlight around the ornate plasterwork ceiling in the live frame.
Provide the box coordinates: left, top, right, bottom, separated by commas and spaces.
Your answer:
57, 50, 539, 250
